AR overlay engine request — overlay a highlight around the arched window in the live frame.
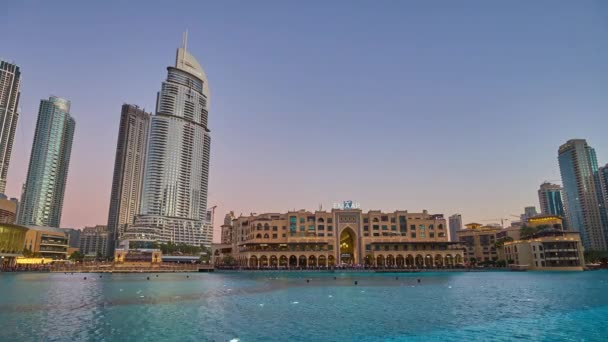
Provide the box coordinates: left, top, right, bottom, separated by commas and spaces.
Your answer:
373, 218, 379, 223
263, 234, 269, 239
438, 224, 443, 230
318, 218, 325, 223
256, 233, 262, 238
264, 224, 270, 231
257, 224, 262, 231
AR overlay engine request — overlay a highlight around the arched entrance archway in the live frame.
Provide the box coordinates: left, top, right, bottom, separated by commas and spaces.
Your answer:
249, 256, 258, 268
270, 255, 278, 267
396, 255, 405, 268
435, 254, 443, 268
279, 255, 288, 267
299, 255, 307, 268
386, 255, 395, 267
406, 255, 414, 267
365, 255, 373, 266
318, 255, 327, 267
328, 255, 335, 266
376, 255, 385, 267
415, 255, 424, 268
289, 255, 297, 267
260, 255, 268, 267
309, 255, 317, 267
340, 228, 356, 265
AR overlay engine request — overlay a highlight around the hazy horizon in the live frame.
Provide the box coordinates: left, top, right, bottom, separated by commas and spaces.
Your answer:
2, 1, 607, 241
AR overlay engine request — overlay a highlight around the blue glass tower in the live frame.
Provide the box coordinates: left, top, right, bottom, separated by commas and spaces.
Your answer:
17, 96, 75, 227
538, 182, 566, 219
558, 139, 607, 250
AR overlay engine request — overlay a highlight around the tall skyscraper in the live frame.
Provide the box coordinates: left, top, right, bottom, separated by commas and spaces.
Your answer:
125, 34, 211, 246
0, 60, 22, 193
448, 214, 462, 242
17, 96, 75, 227
599, 164, 608, 230
106, 104, 150, 255
558, 139, 607, 250
520, 206, 538, 223
538, 182, 566, 218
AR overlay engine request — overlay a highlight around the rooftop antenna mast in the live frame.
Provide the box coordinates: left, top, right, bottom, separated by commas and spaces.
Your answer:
182, 30, 189, 51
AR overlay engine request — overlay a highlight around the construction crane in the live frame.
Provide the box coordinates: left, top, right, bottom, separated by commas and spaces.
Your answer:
481, 218, 509, 228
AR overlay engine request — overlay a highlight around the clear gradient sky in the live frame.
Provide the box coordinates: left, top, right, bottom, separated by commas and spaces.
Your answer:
2, 1, 607, 241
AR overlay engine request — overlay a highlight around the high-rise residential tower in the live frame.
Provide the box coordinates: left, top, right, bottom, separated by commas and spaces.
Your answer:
0, 61, 22, 193
599, 164, 608, 227
125, 35, 211, 246
448, 214, 462, 242
106, 104, 150, 255
538, 182, 566, 218
558, 139, 607, 250
17, 96, 75, 227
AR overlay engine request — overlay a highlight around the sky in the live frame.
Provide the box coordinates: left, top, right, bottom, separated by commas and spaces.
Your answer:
1, 1, 607, 241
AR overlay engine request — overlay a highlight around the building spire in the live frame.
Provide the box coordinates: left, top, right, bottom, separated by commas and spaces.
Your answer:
182, 30, 188, 51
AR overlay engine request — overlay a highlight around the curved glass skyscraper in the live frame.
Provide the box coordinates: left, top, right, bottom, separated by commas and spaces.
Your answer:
0, 60, 22, 194
126, 37, 211, 246
17, 96, 75, 227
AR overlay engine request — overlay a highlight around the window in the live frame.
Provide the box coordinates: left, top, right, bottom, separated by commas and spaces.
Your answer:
373, 225, 379, 230
373, 218, 379, 223
272, 226, 278, 231
390, 217, 396, 223
272, 234, 277, 238
419, 224, 425, 230
364, 225, 369, 231
363, 218, 369, 224
282, 234, 286, 237
430, 233, 434, 238
309, 225, 315, 231
318, 225, 325, 230
410, 225, 416, 230
373, 233, 379, 236
382, 225, 388, 230
318, 233, 325, 237
327, 218, 333, 223
300, 217, 305, 223
381, 216, 388, 221
429, 224, 434, 230
300, 225, 305, 232
391, 225, 396, 231
420, 232, 425, 238
328, 225, 333, 231
411, 232, 416, 238
366, 244, 371, 251
438, 224, 443, 230
328, 233, 333, 237
318, 218, 325, 223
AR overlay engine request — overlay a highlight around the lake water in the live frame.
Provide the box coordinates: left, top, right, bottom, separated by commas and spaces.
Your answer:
1, 271, 607, 341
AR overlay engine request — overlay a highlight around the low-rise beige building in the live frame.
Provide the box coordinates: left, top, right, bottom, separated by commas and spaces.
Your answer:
502, 228, 584, 271
214, 205, 464, 268
456, 223, 503, 263
0, 197, 18, 224
24, 226, 68, 260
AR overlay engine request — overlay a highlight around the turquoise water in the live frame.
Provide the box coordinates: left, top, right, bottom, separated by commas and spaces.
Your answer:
1, 271, 608, 341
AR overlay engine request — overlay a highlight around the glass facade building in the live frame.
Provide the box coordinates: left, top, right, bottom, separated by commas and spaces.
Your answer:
558, 139, 607, 250
17, 96, 75, 228
106, 104, 150, 256
125, 36, 212, 246
0, 60, 22, 193
538, 182, 566, 219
